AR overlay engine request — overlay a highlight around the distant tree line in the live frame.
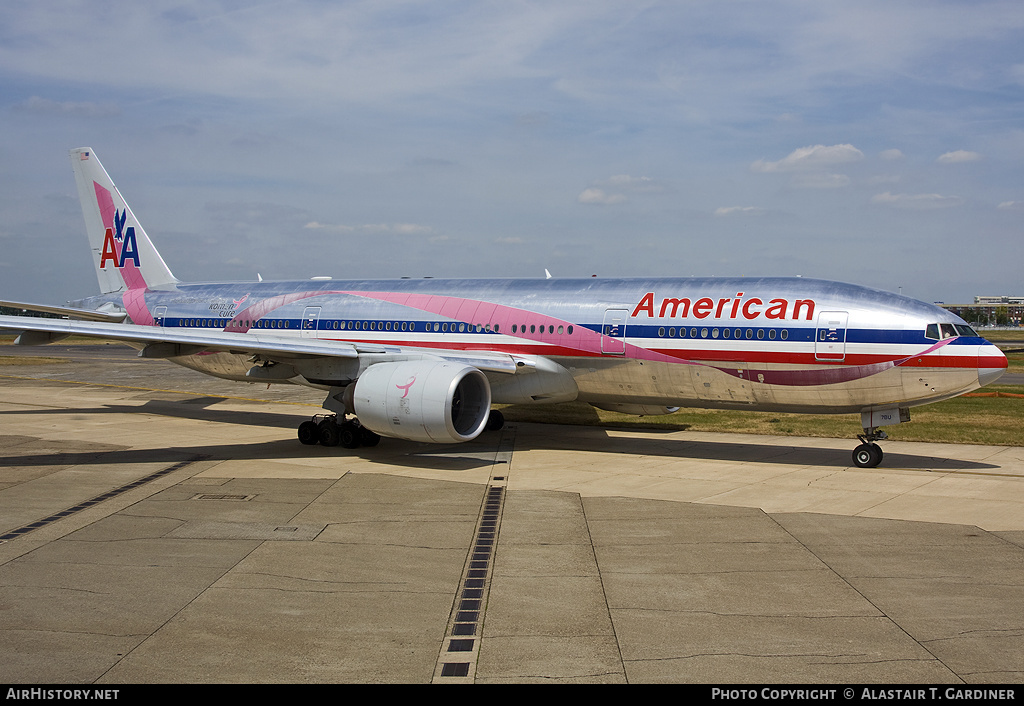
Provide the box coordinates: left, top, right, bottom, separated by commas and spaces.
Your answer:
953, 306, 1017, 327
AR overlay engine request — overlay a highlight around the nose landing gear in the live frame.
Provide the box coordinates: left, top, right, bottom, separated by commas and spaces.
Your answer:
852, 427, 887, 468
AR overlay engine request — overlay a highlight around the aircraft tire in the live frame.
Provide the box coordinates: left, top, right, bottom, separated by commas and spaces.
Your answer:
852, 443, 882, 468
339, 423, 361, 449
870, 443, 884, 467
298, 420, 319, 445
319, 420, 341, 447
358, 427, 381, 447
485, 409, 505, 432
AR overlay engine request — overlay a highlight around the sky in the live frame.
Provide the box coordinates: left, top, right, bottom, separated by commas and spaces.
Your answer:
1, 1, 1022, 306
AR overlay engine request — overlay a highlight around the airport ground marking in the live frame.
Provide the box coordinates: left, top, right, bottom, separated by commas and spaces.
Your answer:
0, 457, 205, 543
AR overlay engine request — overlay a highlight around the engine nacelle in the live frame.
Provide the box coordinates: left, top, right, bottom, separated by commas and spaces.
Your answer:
352, 361, 491, 443
591, 403, 681, 417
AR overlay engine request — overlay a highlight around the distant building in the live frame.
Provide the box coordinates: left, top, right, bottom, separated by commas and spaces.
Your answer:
942, 296, 1024, 327
973, 295, 1024, 305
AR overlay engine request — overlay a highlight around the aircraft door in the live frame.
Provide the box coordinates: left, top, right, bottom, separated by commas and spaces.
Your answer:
301, 306, 322, 338
815, 311, 848, 361
154, 306, 167, 327
601, 308, 629, 355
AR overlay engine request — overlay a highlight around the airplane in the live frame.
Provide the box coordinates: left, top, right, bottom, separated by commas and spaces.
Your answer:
0, 148, 1008, 468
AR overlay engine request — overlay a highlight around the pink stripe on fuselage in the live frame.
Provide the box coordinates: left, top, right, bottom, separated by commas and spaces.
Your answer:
342, 290, 688, 365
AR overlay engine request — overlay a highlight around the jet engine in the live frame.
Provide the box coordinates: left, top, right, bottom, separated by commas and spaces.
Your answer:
351, 361, 491, 443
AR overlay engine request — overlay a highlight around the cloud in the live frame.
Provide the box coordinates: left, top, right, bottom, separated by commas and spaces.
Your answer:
714, 206, 768, 217
304, 221, 354, 233
937, 150, 982, 164
578, 187, 627, 205
578, 174, 664, 205
388, 223, 435, 235
12, 96, 120, 118
880, 149, 905, 161
304, 221, 434, 235
751, 144, 864, 173
605, 174, 650, 187
998, 201, 1024, 211
871, 192, 964, 209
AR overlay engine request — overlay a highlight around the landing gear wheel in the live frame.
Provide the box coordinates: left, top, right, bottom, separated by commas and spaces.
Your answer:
297, 420, 319, 445
852, 443, 883, 468
339, 422, 361, 449
319, 419, 341, 447
358, 427, 381, 447
485, 409, 505, 432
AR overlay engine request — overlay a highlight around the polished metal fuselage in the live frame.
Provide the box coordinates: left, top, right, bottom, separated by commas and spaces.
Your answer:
77, 276, 1006, 415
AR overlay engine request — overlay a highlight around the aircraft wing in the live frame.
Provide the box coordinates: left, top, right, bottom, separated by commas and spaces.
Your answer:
0, 314, 520, 374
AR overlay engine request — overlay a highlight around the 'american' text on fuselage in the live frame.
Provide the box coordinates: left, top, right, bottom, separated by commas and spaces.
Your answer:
631, 292, 816, 321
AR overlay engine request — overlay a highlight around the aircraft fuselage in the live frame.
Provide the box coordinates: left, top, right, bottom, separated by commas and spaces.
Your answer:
73, 275, 1006, 415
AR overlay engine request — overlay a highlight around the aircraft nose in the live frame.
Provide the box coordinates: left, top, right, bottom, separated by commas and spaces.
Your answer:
978, 342, 1008, 387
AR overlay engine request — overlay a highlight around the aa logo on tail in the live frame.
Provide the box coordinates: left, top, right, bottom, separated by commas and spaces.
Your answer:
99, 208, 140, 269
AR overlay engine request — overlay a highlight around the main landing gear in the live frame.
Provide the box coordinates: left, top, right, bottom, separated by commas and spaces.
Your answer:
852, 427, 887, 468
298, 414, 381, 449
295, 409, 506, 449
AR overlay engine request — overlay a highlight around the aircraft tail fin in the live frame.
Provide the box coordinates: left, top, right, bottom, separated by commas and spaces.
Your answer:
69, 148, 178, 294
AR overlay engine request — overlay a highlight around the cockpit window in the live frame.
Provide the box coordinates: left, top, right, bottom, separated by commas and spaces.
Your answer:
927, 323, 975, 340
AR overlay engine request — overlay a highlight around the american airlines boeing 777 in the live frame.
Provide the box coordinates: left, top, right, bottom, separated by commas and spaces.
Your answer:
0, 148, 1008, 468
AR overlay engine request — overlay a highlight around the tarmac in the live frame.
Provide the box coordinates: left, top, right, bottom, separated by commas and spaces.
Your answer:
1, 344, 1023, 684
